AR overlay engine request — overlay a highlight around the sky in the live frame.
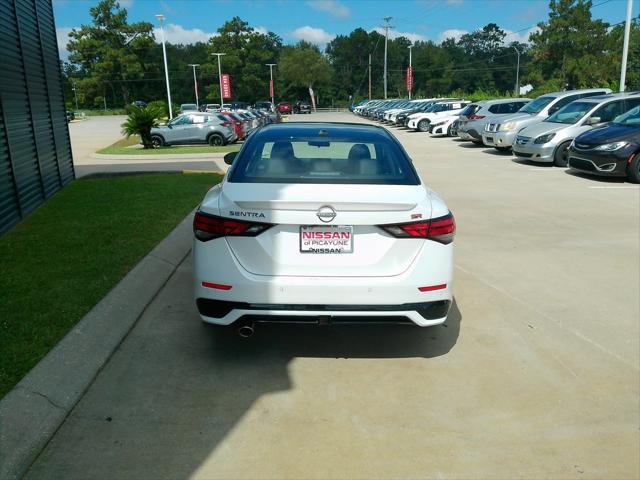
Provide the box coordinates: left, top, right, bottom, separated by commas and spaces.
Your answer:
53, 0, 639, 59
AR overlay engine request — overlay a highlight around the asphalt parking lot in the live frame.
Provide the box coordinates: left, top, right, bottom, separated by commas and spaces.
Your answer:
27, 113, 639, 479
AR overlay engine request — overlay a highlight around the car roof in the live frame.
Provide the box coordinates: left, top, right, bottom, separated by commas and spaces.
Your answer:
575, 91, 640, 103
537, 88, 611, 98
480, 98, 531, 105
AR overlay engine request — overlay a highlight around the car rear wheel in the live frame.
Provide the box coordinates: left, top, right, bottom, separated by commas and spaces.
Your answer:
208, 134, 225, 147
418, 120, 430, 132
151, 135, 164, 148
553, 141, 572, 167
627, 152, 640, 183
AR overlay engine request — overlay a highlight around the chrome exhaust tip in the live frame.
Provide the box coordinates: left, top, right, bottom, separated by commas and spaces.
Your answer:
238, 324, 254, 338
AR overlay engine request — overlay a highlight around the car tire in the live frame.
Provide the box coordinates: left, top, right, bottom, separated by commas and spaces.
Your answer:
627, 152, 640, 183
495, 146, 511, 152
418, 119, 430, 132
208, 134, 225, 147
553, 141, 572, 167
151, 135, 164, 148
471, 140, 483, 145
446, 124, 453, 136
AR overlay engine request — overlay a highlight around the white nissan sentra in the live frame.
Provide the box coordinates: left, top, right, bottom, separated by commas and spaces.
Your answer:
193, 122, 455, 335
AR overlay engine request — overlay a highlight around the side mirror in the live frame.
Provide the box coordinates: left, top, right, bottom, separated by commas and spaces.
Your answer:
224, 151, 237, 165
586, 116, 601, 125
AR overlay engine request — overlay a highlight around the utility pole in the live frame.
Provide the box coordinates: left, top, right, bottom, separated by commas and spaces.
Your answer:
368, 53, 372, 100
513, 46, 521, 97
155, 14, 173, 119
188, 64, 200, 108
211, 53, 226, 107
266, 63, 276, 106
619, 0, 633, 92
72, 81, 78, 111
382, 16, 393, 99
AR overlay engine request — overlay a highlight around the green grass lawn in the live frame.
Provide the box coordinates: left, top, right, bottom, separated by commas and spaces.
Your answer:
0, 172, 221, 398
97, 135, 240, 155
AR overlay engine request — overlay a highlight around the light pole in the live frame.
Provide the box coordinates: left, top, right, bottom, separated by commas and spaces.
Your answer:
72, 81, 79, 111
155, 14, 173, 119
513, 46, 521, 97
211, 53, 226, 107
188, 64, 200, 108
266, 63, 276, 107
408, 44, 413, 100
382, 17, 393, 99
619, 0, 633, 92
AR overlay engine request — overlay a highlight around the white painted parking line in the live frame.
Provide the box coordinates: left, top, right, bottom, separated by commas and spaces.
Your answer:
587, 186, 639, 189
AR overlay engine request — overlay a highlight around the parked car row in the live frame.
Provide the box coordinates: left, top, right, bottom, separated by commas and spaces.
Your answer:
150, 107, 281, 148
353, 89, 640, 183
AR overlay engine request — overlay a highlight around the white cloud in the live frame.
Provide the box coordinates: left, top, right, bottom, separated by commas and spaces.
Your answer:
291, 26, 336, 46
372, 28, 428, 44
504, 26, 540, 44
307, 0, 350, 18
437, 28, 468, 43
254, 26, 269, 35
119, 0, 133, 7
56, 26, 73, 60
153, 24, 215, 44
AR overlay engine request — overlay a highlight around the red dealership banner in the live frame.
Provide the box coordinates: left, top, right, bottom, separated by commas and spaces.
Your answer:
221, 74, 232, 99
269, 79, 274, 98
406, 66, 413, 92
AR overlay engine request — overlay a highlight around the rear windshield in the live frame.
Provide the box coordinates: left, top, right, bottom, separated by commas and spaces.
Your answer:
229, 135, 419, 185
460, 104, 481, 116
520, 96, 555, 114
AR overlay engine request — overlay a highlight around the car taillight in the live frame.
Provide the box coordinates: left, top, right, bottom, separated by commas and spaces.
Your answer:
193, 211, 273, 241
379, 212, 455, 244
468, 114, 485, 120
220, 121, 231, 127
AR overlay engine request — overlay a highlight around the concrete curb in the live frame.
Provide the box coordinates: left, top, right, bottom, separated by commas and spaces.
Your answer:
0, 211, 196, 480
90, 151, 229, 160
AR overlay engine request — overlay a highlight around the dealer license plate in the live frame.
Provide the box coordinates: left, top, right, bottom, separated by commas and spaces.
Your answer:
485, 136, 494, 143
300, 225, 354, 254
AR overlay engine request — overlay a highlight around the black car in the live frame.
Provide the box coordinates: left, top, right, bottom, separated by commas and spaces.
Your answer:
568, 104, 640, 183
294, 101, 311, 114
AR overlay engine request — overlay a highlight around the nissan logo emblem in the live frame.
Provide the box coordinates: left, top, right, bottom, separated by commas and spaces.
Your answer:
316, 205, 337, 223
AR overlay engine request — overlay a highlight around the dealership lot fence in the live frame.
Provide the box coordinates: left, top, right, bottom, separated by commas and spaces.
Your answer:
0, 0, 74, 235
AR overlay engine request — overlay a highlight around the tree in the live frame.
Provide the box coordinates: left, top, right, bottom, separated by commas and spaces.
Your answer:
66, 0, 155, 106
528, 0, 614, 90
206, 17, 281, 103
278, 42, 333, 103
121, 104, 163, 149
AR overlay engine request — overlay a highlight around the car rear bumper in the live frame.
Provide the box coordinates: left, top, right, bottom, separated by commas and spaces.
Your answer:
193, 238, 453, 327
196, 298, 451, 327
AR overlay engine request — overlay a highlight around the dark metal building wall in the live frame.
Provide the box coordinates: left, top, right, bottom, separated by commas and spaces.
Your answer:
0, 0, 74, 234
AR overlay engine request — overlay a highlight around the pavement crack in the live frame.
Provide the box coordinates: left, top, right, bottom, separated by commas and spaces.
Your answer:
149, 253, 178, 268
20, 387, 65, 411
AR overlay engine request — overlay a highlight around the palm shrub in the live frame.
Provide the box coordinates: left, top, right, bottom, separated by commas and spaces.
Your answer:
121, 104, 164, 149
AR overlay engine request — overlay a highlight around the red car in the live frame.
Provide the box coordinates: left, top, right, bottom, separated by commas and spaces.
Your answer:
218, 113, 247, 141
277, 102, 292, 114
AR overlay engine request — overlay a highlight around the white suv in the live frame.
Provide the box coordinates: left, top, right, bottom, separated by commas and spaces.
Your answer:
407, 101, 470, 132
